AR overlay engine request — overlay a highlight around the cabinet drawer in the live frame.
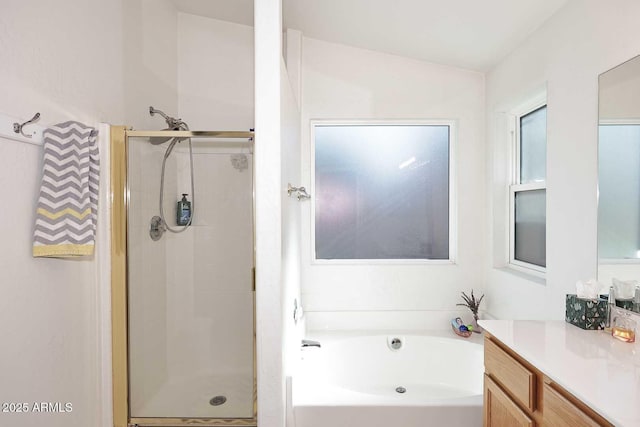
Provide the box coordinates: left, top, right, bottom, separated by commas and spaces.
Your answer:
484, 338, 536, 412
543, 382, 605, 427
484, 374, 535, 427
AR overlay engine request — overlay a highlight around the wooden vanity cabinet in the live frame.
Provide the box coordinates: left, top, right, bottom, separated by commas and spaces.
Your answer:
483, 334, 612, 427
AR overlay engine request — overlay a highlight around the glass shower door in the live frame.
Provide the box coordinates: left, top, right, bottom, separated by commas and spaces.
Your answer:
126, 135, 255, 420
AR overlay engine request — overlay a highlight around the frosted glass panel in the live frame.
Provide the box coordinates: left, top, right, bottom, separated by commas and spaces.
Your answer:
598, 125, 640, 259
520, 106, 547, 184
514, 189, 546, 267
314, 125, 449, 260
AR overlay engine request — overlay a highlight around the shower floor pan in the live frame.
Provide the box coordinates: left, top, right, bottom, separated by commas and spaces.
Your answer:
131, 373, 254, 420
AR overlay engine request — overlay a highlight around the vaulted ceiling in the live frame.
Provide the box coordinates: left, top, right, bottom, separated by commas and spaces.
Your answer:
172, 0, 569, 71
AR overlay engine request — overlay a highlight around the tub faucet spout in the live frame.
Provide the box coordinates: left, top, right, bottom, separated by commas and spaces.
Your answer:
301, 339, 321, 348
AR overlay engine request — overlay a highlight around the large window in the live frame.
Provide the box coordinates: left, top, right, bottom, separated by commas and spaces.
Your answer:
312, 122, 454, 262
510, 102, 547, 273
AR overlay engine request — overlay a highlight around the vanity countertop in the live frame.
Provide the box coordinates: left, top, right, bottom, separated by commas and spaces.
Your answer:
479, 319, 640, 427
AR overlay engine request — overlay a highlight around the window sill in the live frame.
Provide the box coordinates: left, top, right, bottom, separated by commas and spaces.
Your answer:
311, 259, 457, 266
495, 264, 546, 286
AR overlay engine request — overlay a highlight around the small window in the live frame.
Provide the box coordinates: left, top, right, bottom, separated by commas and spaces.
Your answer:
510, 103, 547, 273
312, 122, 454, 262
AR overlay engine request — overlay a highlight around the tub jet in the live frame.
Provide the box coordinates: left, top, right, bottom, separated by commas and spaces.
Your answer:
209, 396, 227, 406
396, 386, 406, 394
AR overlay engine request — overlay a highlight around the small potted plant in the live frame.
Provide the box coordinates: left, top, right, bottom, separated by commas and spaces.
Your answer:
457, 290, 484, 333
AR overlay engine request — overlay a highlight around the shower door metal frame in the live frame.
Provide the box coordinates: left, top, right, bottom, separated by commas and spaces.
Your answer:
110, 126, 257, 427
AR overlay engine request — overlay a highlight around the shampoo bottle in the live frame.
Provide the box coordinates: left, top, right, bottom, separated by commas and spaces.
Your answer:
177, 193, 191, 226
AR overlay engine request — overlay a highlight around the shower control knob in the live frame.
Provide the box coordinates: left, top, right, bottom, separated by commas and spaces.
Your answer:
149, 215, 166, 241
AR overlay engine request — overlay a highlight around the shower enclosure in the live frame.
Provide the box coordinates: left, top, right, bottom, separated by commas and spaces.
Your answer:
110, 127, 256, 427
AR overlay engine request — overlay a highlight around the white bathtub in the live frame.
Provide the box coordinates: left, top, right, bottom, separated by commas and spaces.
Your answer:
291, 332, 484, 427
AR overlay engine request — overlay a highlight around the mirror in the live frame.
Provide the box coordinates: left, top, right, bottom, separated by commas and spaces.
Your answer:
598, 55, 640, 313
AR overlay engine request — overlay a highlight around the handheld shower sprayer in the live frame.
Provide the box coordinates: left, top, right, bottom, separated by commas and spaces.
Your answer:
147, 106, 195, 240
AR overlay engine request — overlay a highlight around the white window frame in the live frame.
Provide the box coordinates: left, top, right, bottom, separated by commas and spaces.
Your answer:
508, 94, 547, 276
309, 119, 457, 265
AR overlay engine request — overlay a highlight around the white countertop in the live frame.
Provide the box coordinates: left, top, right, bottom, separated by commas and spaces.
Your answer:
479, 320, 640, 427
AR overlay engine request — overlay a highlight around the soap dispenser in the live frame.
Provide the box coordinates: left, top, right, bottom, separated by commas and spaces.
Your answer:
177, 193, 191, 226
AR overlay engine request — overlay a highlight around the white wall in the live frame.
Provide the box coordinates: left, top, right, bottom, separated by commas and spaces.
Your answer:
280, 67, 301, 369
299, 37, 486, 330
282, 31, 303, 377
123, 0, 178, 129
177, 13, 254, 130
485, 0, 640, 320
0, 1, 125, 426
281, 57, 303, 427
255, 0, 285, 425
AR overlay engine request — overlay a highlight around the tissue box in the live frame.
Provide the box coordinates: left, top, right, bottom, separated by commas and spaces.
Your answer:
616, 299, 635, 311
565, 294, 607, 330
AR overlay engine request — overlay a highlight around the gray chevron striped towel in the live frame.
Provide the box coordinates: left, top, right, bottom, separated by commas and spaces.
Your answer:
33, 121, 99, 257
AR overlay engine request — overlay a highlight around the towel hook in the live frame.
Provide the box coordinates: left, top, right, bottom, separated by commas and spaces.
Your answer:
13, 112, 41, 138
287, 183, 311, 201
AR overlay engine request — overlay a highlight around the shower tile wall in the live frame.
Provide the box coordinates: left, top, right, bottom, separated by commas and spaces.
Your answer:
128, 140, 171, 413
163, 148, 254, 415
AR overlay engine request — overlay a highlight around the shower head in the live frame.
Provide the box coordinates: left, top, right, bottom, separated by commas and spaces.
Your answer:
149, 106, 189, 131
148, 106, 190, 145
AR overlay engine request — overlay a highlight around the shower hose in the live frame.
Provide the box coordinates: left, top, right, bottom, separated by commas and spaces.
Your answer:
159, 136, 195, 233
